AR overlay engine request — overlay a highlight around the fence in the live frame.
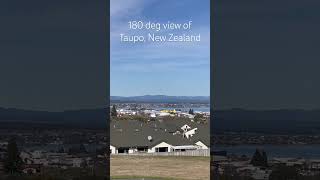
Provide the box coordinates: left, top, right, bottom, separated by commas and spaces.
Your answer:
113, 149, 210, 157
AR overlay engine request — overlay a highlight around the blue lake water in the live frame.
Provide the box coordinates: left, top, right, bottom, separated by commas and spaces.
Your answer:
215, 145, 320, 159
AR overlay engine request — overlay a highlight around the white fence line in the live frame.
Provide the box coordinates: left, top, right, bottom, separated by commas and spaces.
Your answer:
113, 149, 210, 157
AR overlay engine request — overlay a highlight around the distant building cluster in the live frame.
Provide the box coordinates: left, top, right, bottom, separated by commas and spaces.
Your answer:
20, 151, 93, 172
0, 130, 107, 176
116, 108, 210, 119
213, 151, 320, 180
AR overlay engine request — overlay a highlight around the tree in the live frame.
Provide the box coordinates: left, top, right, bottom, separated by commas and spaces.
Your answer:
250, 149, 268, 167
135, 115, 148, 122
111, 105, 117, 117
194, 113, 204, 122
4, 138, 23, 174
188, 109, 194, 115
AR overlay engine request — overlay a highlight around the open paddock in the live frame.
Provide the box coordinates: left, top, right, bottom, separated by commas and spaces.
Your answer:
111, 155, 210, 180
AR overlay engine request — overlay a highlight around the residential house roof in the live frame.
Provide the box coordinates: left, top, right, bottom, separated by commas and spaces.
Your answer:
110, 120, 210, 148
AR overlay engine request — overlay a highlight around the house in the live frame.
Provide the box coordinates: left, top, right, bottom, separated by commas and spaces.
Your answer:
190, 123, 210, 149
110, 127, 190, 154
23, 167, 37, 174
195, 141, 209, 149
71, 158, 83, 168
180, 113, 195, 119
31, 150, 43, 159
0, 142, 8, 147
149, 142, 173, 153
110, 120, 210, 154
117, 109, 137, 116
158, 112, 170, 117
20, 151, 33, 164
309, 159, 320, 170
22, 164, 41, 175
237, 166, 271, 180
110, 145, 117, 154
150, 113, 156, 118
172, 145, 201, 152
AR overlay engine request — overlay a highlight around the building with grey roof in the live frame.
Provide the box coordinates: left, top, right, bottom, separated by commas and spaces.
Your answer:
110, 119, 209, 154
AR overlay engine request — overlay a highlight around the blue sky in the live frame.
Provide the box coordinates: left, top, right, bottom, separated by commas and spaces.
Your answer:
111, 0, 210, 96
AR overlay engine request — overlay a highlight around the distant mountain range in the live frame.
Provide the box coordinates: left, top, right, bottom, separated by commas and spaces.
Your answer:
111, 95, 210, 103
0, 107, 107, 129
213, 109, 320, 134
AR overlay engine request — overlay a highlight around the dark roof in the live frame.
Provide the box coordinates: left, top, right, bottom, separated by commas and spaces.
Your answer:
110, 120, 209, 148
159, 119, 210, 147
191, 123, 210, 147
154, 118, 200, 132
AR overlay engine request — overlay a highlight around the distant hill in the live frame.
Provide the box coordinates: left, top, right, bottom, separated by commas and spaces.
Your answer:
213, 109, 320, 134
5, 107, 320, 134
111, 95, 210, 103
0, 107, 107, 129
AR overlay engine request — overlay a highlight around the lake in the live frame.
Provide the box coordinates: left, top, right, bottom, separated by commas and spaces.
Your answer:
214, 145, 320, 159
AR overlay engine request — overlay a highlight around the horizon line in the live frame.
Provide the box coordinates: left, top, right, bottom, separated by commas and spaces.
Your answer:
110, 95, 210, 97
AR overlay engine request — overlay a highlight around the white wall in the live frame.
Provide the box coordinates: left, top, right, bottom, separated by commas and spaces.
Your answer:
128, 148, 137, 154
173, 145, 199, 151
110, 145, 117, 154
149, 142, 173, 153
195, 141, 209, 149
158, 112, 170, 116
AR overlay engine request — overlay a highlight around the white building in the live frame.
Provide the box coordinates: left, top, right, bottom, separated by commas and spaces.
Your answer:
195, 140, 209, 149
110, 145, 117, 154
148, 142, 173, 153
110, 120, 209, 155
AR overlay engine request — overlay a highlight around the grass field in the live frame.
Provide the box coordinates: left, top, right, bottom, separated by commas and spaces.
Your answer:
110, 155, 210, 180
111, 176, 178, 180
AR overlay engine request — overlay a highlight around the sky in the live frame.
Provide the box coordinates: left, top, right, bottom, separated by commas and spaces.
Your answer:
0, 0, 107, 111
214, 0, 320, 110
3, 0, 319, 110
110, 0, 210, 96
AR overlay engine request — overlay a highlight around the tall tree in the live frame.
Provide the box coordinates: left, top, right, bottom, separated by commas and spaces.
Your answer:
111, 105, 117, 117
188, 109, 194, 115
250, 149, 268, 167
4, 138, 23, 174
194, 113, 204, 122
